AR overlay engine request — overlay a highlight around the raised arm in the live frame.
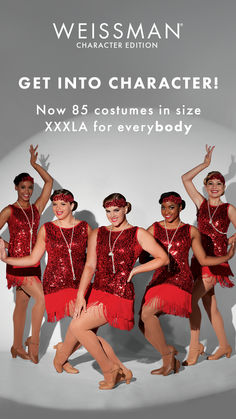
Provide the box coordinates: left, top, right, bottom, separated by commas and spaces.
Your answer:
0, 225, 46, 266
191, 226, 235, 265
128, 228, 169, 282
30, 145, 53, 215
181, 145, 215, 208
73, 229, 98, 318
228, 205, 236, 244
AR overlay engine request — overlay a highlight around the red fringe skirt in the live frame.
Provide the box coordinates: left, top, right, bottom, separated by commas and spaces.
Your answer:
6, 264, 41, 289
201, 266, 234, 288
45, 288, 78, 322
143, 283, 192, 318
87, 288, 134, 331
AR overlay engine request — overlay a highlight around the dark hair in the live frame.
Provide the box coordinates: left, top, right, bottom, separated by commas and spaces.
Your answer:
50, 189, 78, 211
159, 191, 186, 210
203, 171, 225, 185
14, 173, 32, 186
103, 193, 132, 214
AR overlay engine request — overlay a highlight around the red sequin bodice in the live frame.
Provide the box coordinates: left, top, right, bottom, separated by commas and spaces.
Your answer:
147, 222, 193, 294
93, 226, 142, 300
43, 221, 88, 295
7, 204, 40, 257
191, 199, 233, 277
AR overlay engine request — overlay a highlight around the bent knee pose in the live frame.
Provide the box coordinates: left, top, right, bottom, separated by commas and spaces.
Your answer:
53, 192, 169, 390
139, 192, 235, 375
0, 189, 91, 370
182, 145, 236, 363
0, 145, 53, 363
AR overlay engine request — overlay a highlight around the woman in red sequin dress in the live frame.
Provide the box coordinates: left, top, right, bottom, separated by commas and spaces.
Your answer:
182, 145, 236, 364
0, 145, 53, 363
139, 192, 234, 375
1, 190, 92, 370
53, 193, 169, 389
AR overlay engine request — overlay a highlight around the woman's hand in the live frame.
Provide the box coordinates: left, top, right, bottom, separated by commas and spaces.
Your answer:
228, 235, 236, 245
226, 242, 235, 260
127, 268, 136, 283
73, 294, 87, 319
0, 238, 7, 262
203, 144, 215, 167
29, 144, 39, 167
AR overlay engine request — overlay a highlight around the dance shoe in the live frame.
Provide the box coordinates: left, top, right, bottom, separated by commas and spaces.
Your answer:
99, 365, 123, 390
99, 368, 133, 386
207, 345, 232, 360
182, 343, 205, 366
10, 346, 30, 360
25, 337, 39, 364
53, 343, 79, 374
151, 346, 180, 376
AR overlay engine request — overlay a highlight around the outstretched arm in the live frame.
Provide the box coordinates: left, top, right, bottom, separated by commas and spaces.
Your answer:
30, 145, 53, 215
181, 145, 215, 209
127, 228, 169, 282
73, 229, 98, 319
0, 226, 46, 266
191, 226, 235, 265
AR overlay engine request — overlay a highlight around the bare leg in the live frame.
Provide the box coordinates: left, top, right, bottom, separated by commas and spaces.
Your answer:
97, 337, 133, 383
21, 277, 45, 363
140, 304, 169, 354
13, 288, 30, 348
140, 302, 180, 375
183, 276, 216, 365
188, 277, 215, 346
69, 304, 128, 388
202, 287, 232, 359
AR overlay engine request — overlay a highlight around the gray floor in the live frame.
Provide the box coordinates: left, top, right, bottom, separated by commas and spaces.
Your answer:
1, 347, 236, 418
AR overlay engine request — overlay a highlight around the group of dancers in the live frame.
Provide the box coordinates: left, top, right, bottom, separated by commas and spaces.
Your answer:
0, 144, 235, 390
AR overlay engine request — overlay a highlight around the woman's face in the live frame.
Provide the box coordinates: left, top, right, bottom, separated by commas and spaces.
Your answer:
15, 181, 34, 202
105, 205, 127, 228
161, 200, 181, 223
52, 199, 73, 220
205, 178, 225, 199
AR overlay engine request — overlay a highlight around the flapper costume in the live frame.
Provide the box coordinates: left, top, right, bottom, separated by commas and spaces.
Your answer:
43, 221, 88, 322
141, 222, 193, 318
88, 226, 142, 330
191, 199, 234, 287
6, 204, 41, 288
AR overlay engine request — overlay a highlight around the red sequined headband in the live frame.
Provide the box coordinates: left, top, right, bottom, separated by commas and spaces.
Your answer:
207, 173, 225, 185
53, 194, 74, 203
104, 198, 127, 208
162, 195, 182, 204
21, 176, 34, 183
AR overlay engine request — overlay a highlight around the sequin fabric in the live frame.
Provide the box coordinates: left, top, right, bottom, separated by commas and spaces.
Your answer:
93, 226, 142, 300
191, 199, 233, 279
43, 221, 88, 295
7, 204, 40, 258
146, 222, 193, 294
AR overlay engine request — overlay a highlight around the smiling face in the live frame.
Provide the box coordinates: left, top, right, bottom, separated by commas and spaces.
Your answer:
161, 200, 181, 224
205, 178, 225, 199
15, 181, 34, 202
105, 205, 127, 228
52, 199, 74, 220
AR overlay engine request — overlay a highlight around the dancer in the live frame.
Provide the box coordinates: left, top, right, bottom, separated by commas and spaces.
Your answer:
53, 193, 169, 389
0, 189, 91, 372
139, 192, 235, 375
0, 145, 53, 363
182, 145, 236, 364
